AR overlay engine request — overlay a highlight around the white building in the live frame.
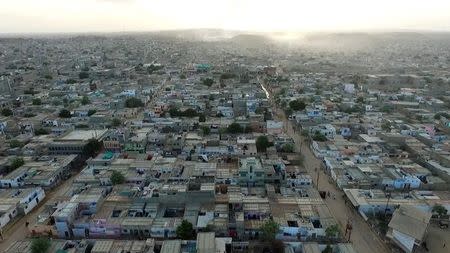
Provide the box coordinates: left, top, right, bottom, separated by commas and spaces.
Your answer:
0, 187, 46, 228
266, 120, 284, 135
344, 83, 355, 94
387, 206, 431, 253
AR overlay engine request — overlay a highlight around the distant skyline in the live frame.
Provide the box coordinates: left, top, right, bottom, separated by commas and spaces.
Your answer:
1, 0, 450, 33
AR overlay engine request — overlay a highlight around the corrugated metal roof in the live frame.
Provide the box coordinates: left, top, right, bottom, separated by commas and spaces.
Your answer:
161, 240, 181, 253
197, 232, 216, 253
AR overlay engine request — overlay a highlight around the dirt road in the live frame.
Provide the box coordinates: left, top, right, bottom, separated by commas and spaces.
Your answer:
0, 175, 75, 251
269, 95, 390, 253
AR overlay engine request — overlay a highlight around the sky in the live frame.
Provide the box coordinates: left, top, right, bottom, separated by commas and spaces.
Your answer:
1, 0, 450, 33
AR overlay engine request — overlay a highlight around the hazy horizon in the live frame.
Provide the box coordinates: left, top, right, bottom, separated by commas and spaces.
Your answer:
1, 0, 450, 34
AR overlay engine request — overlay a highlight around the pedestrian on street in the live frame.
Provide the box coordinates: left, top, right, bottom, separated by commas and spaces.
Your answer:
25, 221, 29, 227
444, 243, 446, 248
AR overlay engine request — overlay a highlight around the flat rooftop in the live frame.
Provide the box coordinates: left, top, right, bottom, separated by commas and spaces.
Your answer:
58, 129, 108, 141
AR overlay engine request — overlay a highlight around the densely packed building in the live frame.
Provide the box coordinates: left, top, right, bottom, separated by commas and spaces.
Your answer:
0, 32, 449, 253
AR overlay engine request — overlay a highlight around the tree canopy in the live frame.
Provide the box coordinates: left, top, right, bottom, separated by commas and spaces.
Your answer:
32, 98, 42, 105
111, 118, 122, 127
256, 136, 271, 152
125, 97, 144, 108
203, 78, 214, 87
325, 224, 340, 238
432, 204, 448, 217
220, 73, 236, 80
1, 108, 13, 116
356, 96, 365, 104
9, 139, 24, 149
312, 132, 327, 142
81, 95, 90, 105
34, 128, 49, 136
201, 126, 211, 135
31, 238, 51, 253
260, 219, 279, 241
87, 109, 97, 116
169, 107, 199, 118
281, 143, 295, 153
82, 139, 103, 158
176, 220, 195, 240
79, 71, 89, 79
289, 99, 306, 111
10, 158, 25, 171
110, 170, 125, 185
322, 245, 333, 253
227, 123, 243, 134
58, 109, 71, 118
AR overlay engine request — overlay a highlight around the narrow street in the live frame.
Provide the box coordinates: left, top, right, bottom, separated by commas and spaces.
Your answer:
0, 173, 75, 252
266, 85, 390, 253
278, 109, 390, 253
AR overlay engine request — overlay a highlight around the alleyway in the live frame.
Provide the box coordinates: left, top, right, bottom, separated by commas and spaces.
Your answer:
270, 94, 391, 253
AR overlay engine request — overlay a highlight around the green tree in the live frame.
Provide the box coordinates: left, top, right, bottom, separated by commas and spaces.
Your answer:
58, 109, 71, 118
182, 108, 198, 117
31, 237, 51, 253
79, 71, 89, 79
381, 122, 391, 132
312, 132, 327, 142
270, 240, 285, 253
66, 79, 77, 84
179, 74, 186, 79
201, 126, 210, 135
281, 143, 295, 153
322, 244, 333, 253
260, 219, 279, 241
110, 170, 125, 185
301, 129, 310, 137
198, 114, 206, 122
111, 118, 122, 127
9, 139, 24, 148
125, 97, 144, 108
82, 139, 103, 157
356, 96, 365, 104
81, 96, 90, 105
256, 136, 271, 152
44, 74, 53, 80
87, 109, 97, 116
32, 98, 42, 105
1, 108, 13, 116
34, 128, 49, 135
10, 158, 25, 170
325, 224, 340, 238
380, 105, 393, 113
432, 204, 448, 217
202, 78, 214, 87
176, 220, 195, 240
220, 73, 236, 80
227, 123, 243, 134
289, 99, 306, 111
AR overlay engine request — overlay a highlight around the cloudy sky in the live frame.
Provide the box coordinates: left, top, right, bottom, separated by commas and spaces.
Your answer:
1, 0, 450, 33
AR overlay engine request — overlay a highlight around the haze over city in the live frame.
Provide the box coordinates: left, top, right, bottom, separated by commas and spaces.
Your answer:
1, 0, 450, 33
1, 1, 450, 253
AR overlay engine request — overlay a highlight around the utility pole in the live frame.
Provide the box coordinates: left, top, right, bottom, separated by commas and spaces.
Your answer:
316, 168, 320, 191
345, 219, 353, 242
384, 191, 391, 218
